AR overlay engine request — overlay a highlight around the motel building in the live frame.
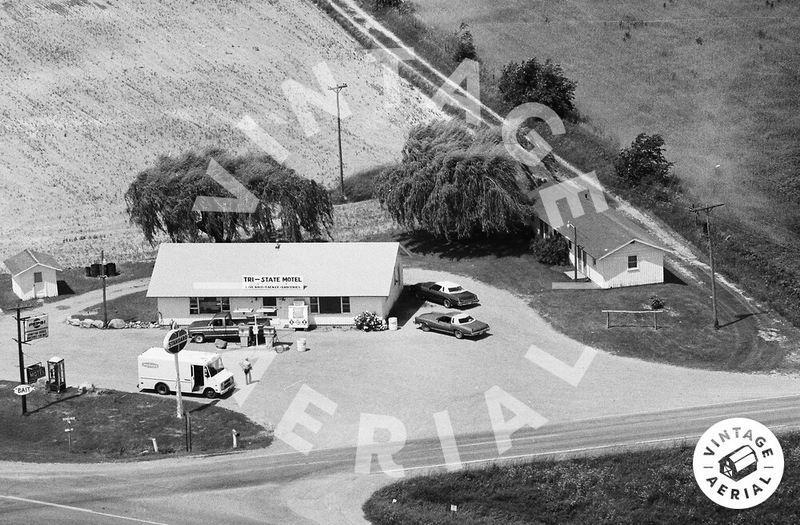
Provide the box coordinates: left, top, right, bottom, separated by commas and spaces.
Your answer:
147, 242, 404, 327
533, 188, 671, 288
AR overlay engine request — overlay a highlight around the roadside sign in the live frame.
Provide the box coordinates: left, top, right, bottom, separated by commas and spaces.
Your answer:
25, 362, 45, 384
163, 328, 189, 354
13, 384, 35, 396
22, 313, 49, 342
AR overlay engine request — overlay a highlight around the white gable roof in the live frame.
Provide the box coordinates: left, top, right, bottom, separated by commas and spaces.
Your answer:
147, 242, 400, 298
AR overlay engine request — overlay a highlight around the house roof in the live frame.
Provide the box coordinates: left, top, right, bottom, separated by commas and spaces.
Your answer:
3, 249, 62, 276
146, 242, 401, 298
533, 186, 669, 260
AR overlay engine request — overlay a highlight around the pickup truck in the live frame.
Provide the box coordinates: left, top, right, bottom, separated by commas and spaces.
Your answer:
187, 313, 261, 344
414, 281, 479, 308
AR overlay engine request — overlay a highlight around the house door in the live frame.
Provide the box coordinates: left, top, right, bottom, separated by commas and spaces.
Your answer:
33, 271, 45, 297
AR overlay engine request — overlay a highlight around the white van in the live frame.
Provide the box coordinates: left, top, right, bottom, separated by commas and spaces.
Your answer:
137, 347, 235, 399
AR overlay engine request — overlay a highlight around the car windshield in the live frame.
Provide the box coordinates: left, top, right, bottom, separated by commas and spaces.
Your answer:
455, 316, 474, 324
207, 358, 223, 377
447, 286, 463, 293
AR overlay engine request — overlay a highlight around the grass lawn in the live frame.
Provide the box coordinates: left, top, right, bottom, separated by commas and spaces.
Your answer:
364, 229, 785, 371
363, 432, 800, 524
0, 380, 271, 462
0, 261, 155, 312
72, 290, 158, 324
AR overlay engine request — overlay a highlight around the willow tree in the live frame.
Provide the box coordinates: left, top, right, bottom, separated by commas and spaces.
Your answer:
375, 120, 534, 240
125, 148, 332, 244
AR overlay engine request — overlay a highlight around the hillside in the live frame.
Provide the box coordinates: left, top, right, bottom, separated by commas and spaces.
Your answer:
413, 0, 800, 245
0, 0, 439, 266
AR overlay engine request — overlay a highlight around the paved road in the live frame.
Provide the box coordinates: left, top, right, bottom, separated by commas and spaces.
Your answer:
1, 394, 798, 524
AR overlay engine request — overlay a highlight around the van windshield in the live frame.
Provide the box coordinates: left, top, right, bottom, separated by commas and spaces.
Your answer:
207, 358, 223, 377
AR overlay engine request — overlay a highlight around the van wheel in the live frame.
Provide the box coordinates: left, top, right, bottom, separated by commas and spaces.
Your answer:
203, 388, 217, 399
454, 330, 464, 339
155, 383, 169, 395
192, 334, 205, 344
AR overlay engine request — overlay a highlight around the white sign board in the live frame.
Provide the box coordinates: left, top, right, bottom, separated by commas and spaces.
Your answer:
22, 313, 49, 342
13, 384, 35, 396
242, 275, 304, 290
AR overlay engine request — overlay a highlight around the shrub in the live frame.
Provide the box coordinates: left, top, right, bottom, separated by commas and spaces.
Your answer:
498, 58, 577, 119
374, 0, 403, 8
649, 295, 665, 310
452, 23, 478, 63
615, 133, 675, 189
354, 311, 386, 332
531, 236, 569, 266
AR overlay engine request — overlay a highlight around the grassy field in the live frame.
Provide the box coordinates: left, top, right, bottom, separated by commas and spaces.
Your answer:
0, 380, 271, 462
394, 0, 800, 327
0, 260, 154, 312
363, 432, 800, 524
0, 0, 440, 266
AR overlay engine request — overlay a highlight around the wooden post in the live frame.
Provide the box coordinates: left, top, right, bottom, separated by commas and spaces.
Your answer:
606, 311, 610, 329
654, 311, 658, 330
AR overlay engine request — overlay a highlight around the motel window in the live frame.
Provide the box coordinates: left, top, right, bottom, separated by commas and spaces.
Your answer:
627, 255, 638, 270
33, 271, 43, 283
261, 297, 278, 317
310, 297, 351, 314
189, 297, 230, 315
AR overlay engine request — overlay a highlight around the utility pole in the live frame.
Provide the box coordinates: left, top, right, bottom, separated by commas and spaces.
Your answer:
689, 203, 725, 329
13, 301, 36, 415
329, 83, 348, 201
567, 221, 578, 281
101, 250, 108, 327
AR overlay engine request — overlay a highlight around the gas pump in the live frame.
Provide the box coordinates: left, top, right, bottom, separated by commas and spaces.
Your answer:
47, 356, 66, 392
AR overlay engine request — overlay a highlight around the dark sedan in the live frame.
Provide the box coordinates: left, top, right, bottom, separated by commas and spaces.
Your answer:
414, 281, 479, 308
414, 311, 490, 339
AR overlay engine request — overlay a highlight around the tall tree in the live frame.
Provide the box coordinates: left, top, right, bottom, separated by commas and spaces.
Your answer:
498, 58, 577, 119
125, 148, 332, 244
375, 120, 533, 240
615, 133, 674, 187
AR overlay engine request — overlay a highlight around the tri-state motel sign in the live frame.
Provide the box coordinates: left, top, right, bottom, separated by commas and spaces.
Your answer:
242, 275, 304, 290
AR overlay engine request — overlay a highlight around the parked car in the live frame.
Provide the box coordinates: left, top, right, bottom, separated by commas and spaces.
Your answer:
414, 281, 479, 308
414, 311, 489, 339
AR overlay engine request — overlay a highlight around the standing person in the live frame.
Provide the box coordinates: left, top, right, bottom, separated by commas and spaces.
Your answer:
240, 357, 252, 385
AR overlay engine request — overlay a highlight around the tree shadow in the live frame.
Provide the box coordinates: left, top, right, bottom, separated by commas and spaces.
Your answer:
396, 231, 533, 261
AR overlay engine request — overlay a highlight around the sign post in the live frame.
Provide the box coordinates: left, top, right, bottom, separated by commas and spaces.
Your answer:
163, 329, 189, 419
13, 302, 42, 415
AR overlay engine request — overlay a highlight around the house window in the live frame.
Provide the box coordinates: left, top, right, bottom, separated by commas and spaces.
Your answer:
261, 297, 278, 317
33, 271, 43, 283
627, 255, 638, 270
189, 297, 230, 314
310, 297, 350, 314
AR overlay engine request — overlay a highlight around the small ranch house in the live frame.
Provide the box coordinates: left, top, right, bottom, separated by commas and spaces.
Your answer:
534, 188, 671, 288
3, 249, 62, 300
147, 242, 404, 327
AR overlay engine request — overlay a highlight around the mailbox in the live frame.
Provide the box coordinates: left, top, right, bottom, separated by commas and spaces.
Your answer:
47, 356, 66, 393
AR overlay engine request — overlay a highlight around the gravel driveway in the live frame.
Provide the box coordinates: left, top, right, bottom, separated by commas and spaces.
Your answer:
3, 270, 798, 453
